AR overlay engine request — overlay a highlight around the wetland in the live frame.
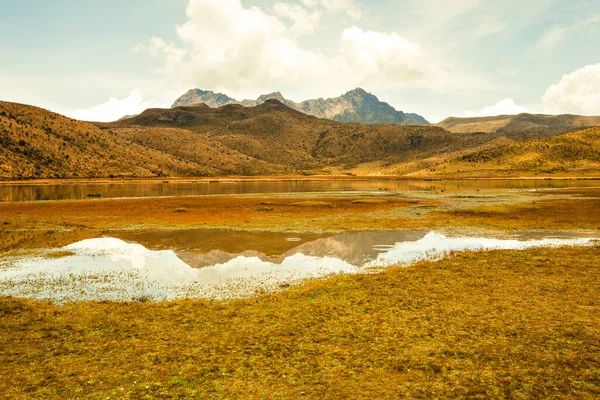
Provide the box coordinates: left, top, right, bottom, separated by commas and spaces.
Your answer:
1, 177, 600, 398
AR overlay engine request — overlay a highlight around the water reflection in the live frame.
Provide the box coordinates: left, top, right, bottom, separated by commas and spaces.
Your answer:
1, 179, 598, 202
0, 230, 595, 303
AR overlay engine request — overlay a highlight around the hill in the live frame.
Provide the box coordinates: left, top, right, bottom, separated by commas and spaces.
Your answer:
3, 99, 600, 180
171, 88, 429, 125
107, 100, 585, 175
415, 128, 600, 177
0, 101, 287, 180
437, 113, 600, 134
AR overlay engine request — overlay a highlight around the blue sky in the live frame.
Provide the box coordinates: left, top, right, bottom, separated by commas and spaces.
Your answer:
1, 0, 599, 122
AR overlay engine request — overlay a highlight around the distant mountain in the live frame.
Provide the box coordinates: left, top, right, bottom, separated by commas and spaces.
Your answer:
437, 113, 600, 134
172, 88, 430, 125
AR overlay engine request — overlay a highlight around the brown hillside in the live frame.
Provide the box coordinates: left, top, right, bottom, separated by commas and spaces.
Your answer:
417, 127, 600, 177
0, 101, 284, 180
437, 113, 600, 134
107, 100, 564, 173
4, 99, 600, 179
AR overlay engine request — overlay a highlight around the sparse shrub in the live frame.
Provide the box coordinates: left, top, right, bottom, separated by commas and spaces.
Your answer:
132, 294, 152, 303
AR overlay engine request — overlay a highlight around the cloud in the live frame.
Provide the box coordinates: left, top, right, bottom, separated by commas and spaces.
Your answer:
71, 89, 149, 122
300, 0, 361, 20
128, 43, 146, 54
273, 3, 322, 35
338, 27, 424, 84
542, 63, 600, 115
473, 19, 507, 38
465, 98, 528, 117
578, 15, 600, 27
139, 0, 488, 98
537, 25, 568, 48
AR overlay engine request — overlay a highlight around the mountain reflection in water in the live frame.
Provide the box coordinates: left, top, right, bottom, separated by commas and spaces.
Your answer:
0, 230, 596, 303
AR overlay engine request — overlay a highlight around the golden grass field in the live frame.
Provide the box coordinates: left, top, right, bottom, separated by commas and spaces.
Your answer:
1, 245, 599, 399
1, 183, 599, 398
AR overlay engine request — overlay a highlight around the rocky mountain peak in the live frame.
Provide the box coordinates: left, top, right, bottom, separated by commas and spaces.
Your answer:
257, 92, 285, 103
171, 88, 429, 125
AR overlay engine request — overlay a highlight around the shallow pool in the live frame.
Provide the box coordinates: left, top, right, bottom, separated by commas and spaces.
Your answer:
0, 231, 596, 303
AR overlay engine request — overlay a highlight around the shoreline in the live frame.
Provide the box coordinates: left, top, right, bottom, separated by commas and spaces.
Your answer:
2, 175, 600, 186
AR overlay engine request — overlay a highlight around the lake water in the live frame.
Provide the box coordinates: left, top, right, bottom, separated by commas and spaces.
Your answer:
1, 179, 599, 202
1, 230, 596, 303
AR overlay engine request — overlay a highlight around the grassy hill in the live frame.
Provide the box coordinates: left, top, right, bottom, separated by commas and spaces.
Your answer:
106, 100, 578, 175
0, 101, 286, 180
3, 99, 600, 180
437, 113, 600, 134
417, 128, 600, 177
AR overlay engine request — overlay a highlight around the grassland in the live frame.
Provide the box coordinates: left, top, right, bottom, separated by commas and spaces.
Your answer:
1, 184, 599, 398
2, 245, 599, 399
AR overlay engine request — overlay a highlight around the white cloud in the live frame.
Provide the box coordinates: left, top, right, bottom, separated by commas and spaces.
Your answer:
147, 37, 188, 73
537, 25, 568, 48
542, 63, 600, 115
71, 89, 149, 122
300, 0, 361, 20
273, 3, 322, 36
465, 98, 528, 117
577, 15, 600, 27
473, 19, 507, 38
139, 0, 488, 99
338, 27, 424, 84
128, 43, 146, 54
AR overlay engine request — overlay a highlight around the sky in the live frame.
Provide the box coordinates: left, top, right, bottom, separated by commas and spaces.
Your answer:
1, 0, 599, 123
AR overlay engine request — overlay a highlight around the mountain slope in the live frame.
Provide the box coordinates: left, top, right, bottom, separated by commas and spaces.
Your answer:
4, 99, 600, 180
107, 100, 568, 174
0, 101, 286, 180
172, 88, 429, 125
415, 128, 600, 177
437, 113, 600, 134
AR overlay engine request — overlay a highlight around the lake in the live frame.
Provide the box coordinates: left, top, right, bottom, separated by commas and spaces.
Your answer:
1, 178, 599, 202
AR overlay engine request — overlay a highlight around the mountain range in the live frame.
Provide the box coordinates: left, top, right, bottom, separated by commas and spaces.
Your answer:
3, 98, 600, 180
172, 88, 429, 126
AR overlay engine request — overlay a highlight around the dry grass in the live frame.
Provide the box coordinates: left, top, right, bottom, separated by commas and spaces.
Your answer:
1, 189, 599, 252
289, 201, 336, 208
0, 196, 423, 251
1, 246, 599, 399
422, 128, 600, 177
44, 250, 76, 259
445, 198, 600, 231
351, 199, 390, 204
